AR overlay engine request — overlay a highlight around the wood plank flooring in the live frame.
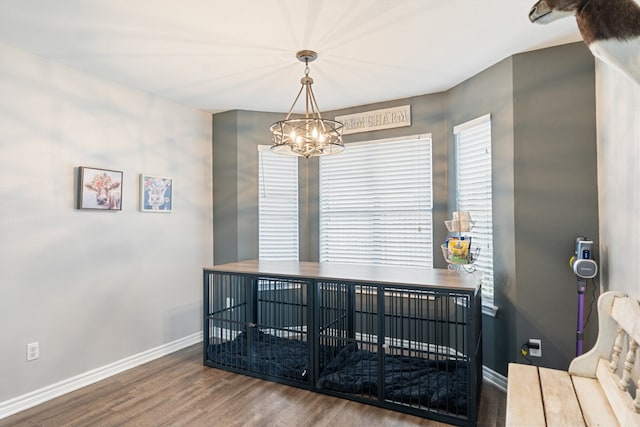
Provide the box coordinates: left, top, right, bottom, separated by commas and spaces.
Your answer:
0, 344, 506, 427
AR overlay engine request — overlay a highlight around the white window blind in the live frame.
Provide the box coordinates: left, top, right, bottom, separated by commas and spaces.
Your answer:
454, 115, 494, 308
258, 145, 299, 260
320, 135, 433, 267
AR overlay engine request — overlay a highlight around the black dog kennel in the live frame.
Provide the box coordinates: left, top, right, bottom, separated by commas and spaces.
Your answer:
204, 261, 482, 426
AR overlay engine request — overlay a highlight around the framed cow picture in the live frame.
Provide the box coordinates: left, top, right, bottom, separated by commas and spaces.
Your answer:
77, 166, 123, 210
140, 174, 173, 212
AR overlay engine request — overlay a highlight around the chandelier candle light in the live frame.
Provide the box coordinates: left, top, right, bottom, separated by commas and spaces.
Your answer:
270, 50, 345, 158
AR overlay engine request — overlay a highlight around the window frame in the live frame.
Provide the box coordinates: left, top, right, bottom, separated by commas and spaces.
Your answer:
453, 114, 496, 315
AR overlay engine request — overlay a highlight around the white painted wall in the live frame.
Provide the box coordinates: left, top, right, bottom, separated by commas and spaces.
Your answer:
0, 42, 213, 402
596, 60, 640, 298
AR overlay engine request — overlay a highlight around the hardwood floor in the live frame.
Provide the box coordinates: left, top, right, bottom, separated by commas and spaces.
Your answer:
1, 344, 506, 427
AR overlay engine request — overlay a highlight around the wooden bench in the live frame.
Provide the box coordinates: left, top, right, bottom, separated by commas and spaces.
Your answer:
506, 291, 640, 426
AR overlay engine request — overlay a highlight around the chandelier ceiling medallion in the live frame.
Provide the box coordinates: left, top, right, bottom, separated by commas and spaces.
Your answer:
270, 50, 344, 158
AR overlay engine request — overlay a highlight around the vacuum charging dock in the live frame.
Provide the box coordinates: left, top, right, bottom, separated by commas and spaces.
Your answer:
572, 238, 598, 279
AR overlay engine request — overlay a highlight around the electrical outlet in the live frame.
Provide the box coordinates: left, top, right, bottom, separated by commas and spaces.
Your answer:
26, 342, 39, 361
528, 339, 542, 357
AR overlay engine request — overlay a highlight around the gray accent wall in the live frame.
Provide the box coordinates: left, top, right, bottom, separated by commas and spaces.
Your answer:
511, 43, 598, 370
213, 110, 282, 264
448, 42, 598, 372
213, 110, 239, 264
212, 42, 598, 374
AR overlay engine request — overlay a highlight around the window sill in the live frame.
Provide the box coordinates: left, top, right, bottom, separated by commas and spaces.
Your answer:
482, 304, 499, 318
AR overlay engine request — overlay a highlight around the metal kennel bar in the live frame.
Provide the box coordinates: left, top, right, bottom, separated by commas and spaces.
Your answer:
204, 270, 313, 388
252, 276, 311, 383
203, 270, 251, 370
314, 281, 481, 426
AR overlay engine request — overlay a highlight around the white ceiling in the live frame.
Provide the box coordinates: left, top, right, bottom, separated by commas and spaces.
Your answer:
0, 0, 582, 114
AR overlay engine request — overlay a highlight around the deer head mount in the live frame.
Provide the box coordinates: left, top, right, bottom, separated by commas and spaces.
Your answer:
529, 0, 640, 85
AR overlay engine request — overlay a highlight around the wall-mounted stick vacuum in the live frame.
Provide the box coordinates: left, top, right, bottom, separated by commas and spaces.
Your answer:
569, 237, 598, 356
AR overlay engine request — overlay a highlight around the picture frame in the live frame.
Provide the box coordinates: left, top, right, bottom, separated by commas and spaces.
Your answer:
140, 174, 173, 212
77, 166, 123, 210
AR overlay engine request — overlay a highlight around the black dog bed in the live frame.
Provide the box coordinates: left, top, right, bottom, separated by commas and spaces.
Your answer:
317, 342, 468, 415
207, 329, 309, 380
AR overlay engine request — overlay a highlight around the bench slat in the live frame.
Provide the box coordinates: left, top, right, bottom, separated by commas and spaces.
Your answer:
572, 375, 619, 427
596, 358, 640, 427
539, 367, 585, 426
506, 363, 545, 427
508, 293, 640, 427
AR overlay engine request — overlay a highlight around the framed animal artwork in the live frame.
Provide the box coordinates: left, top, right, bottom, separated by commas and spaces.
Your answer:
140, 174, 173, 212
77, 166, 123, 211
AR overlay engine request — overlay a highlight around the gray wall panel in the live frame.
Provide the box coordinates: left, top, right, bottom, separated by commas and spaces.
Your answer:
512, 43, 598, 370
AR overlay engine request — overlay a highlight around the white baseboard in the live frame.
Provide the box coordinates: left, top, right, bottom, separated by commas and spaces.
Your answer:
483, 365, 507, 392
0, 331, 203, 420
1, 331, 506, 421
